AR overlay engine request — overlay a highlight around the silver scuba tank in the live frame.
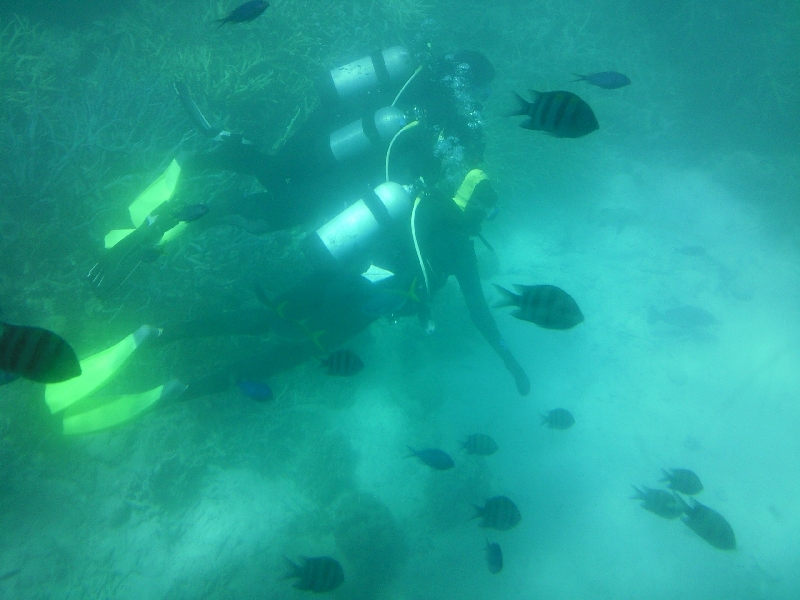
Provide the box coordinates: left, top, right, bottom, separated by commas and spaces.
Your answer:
320, 46, 415, 103
304, 182, 412, 266
328, 106, 407, 162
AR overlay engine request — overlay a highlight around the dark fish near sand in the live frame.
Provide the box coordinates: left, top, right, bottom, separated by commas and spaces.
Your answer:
237, 379, 273, 402
677, 497, 736, 550
494, 284, 584, 330
541, 408, 575, 430
407, 447, 455, 470
461, 434, 498, 456
216, 0, 268, 27
508, 90, 598, 138
473, 496, 521, 531
661, 468, 703, 495
283, 556, 344, 593
486, 541, 503, 574
573, 71, 631, 89
631, 485, 684, 519
172, 203, 209, 223
648, 306, 716, 329
0, 322, 81, 383
321, 349, 364, 376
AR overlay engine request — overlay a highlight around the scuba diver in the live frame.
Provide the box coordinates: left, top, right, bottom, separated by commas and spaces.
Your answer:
94, 46, 531, 398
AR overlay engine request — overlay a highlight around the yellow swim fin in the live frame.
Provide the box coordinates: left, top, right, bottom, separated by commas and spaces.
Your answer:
45, 325, 161, 414
62, 379, 186, 435
128, 159, 182, 228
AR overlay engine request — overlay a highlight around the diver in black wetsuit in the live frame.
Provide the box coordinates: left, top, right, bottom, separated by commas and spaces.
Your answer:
149, 48, 531, 396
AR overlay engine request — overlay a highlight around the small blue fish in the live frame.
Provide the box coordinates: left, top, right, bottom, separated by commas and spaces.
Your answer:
406, 446, 455, 470
215, 0, 269, 27
237, 379, 273, 402
573, 71, 631, 89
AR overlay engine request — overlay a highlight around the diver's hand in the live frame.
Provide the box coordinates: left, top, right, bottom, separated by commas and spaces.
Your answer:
505, 357, 530, 396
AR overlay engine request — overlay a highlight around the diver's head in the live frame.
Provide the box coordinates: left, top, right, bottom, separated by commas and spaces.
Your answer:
440, 50, 495, 102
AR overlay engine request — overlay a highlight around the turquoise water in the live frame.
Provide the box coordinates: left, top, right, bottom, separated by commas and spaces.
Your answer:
0, 1, 798, 598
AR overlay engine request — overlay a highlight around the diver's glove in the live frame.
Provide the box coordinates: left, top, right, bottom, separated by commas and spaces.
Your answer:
498, 339, 530, 396
505, 357, 530, 396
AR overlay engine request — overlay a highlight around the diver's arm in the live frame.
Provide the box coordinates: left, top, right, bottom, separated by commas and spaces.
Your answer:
454, 240, 530, 396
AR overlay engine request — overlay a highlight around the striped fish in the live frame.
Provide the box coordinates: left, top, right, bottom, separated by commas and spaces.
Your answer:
486, 541, 503, 574
407, 447, 455, 470
631, 485, 684, 519
473, 496, 521, 531
509, 90, 598, 138
460, 434, 498, 456
661, 468, 704, 495
321, 349, 364, 376
677, 497, 736, 550
0, 322, 81, 383
283, 556, 344, 592
494, 284, 584, 330
541, 408, 575, 430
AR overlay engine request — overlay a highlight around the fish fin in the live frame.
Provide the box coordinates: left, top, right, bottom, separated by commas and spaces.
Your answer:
674, 494, 691, 514
659, 468, 671, 482
571, 73, 587, 82
470, 504, 483, 520
527, 89, 542, 101
518, 118, 535, 130
506, 91, 530, 117
539, 414, 549, 426
492, 284, 517, 309
406, 277, 420, 303
630, 485, 645, 500
281, 556, 300, 580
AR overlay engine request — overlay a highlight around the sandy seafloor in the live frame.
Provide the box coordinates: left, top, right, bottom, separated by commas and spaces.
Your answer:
1, 146, 798, 599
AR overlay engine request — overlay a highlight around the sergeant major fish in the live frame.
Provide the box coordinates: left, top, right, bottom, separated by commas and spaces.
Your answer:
486, 541, 503, 574
508, 90, 598, 138
493, 284, 584, 330
541, 408, 575, 430
473, 496, 521, 531
572, 71, 631, 89
676, 496, 736, 550
631, 485, 684, 519
460, 434, 498, 456
282, 556, 344, 593
0, 322, 81, 383
407, 447, 455, 470
215, 0, 269, 27
661, 468, 704, 495
321, 349, 364, 376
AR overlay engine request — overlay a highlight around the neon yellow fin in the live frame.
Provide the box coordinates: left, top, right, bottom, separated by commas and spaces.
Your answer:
128, 159, 182, 227
104, 229, 136, 249
44, 326, 156, 413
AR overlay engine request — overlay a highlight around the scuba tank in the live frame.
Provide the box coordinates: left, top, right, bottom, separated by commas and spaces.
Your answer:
304, 182, 412, 268
328, 106, 407, 162
319, 46, 416, 103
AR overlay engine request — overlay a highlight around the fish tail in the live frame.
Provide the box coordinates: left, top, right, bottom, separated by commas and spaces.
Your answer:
539, 413, 549, 426
659, 468, 670, 482
405, 446, 417, 458
281, 556, 301, 580
492, 284, 518, 309
572, 73, 586, 82
506, 91, 530, 117
470, 505, 483, 520
630, 485, 645, 500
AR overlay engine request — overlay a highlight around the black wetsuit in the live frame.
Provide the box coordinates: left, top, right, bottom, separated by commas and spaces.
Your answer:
167, 59, 530, 396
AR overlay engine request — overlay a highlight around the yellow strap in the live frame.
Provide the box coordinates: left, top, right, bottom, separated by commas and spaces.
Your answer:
128, 159, 182, 227
45, 332, 139, 413
452, 169, 488, 211
62, 385, 164, 435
